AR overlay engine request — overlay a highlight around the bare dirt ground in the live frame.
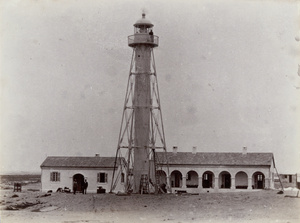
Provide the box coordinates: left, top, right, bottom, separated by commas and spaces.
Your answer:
1, 183, 300, 223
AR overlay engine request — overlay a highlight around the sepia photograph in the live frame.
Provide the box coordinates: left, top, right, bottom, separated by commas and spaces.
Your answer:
1, 0, 300, 222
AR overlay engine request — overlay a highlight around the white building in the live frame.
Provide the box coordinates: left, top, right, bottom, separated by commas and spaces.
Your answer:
275, 173, 298, 189
40, 155, 125, 193
156, 147, 276, 193
40, 148, 276, 194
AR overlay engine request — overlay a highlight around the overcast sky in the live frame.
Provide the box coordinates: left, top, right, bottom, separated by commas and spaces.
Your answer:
1, 0, 299, 174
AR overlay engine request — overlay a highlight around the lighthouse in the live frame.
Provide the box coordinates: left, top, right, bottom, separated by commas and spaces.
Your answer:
111, 13, 169, 194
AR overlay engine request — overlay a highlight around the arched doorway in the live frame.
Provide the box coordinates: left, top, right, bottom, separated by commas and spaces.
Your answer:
156, 170, 167, 192
170, 170, 182, 188
219, 171, 231, 189
186, 170, 198, 188
73, 173, 85, 193
253, 172, 265, 189
202, 171, 214, 188
156, 170, 167, 184
235, 171, 248, 189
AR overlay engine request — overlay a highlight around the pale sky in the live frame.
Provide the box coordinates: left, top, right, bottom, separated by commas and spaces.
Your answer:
1, 0, 299, 174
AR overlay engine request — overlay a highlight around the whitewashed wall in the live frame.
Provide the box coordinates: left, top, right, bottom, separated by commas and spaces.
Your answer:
41, 166, 124, 193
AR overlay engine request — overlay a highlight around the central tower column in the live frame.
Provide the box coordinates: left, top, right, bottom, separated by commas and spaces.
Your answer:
133, 44, 152, 191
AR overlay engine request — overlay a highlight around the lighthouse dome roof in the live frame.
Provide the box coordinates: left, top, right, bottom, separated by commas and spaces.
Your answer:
134, 13, 153, 28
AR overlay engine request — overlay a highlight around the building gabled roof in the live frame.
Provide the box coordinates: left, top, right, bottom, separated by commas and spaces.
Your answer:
40, 156, 123, 168
156, 152, 273, 166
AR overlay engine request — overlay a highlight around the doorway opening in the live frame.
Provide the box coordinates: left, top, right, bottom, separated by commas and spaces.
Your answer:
219, 171, 231, 188
253, 172, 265, 189
73, 173, 85, 193
170, 170, 182, 188
202, 171, 214, 188
235, 171, 248, 189
186, 171, 198, 188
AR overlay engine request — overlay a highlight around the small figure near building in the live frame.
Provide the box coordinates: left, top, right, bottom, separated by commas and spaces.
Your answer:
83, 179, 88, 194
73, 179, 77, 194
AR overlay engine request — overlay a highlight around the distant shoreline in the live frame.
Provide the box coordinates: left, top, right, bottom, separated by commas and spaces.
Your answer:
0, 172, 40, 176
0, 174, 41, 184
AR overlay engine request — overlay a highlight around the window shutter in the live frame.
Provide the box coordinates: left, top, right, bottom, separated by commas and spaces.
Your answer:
97, 173, 100, 182
50, 173, 52, 181
58, 172, 60, 181
105, 173, 108, 183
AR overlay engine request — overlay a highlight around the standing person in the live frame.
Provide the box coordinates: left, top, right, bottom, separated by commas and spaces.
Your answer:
73, 179, 77, 194
83, 179, 88, 194
149, 29, 154, 42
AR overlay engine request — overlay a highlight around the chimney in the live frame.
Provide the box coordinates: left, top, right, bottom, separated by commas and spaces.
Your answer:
95, 153, 100, 157
242, 147, 247, 155
173, 146, 178, 154
192, 146, 197, 154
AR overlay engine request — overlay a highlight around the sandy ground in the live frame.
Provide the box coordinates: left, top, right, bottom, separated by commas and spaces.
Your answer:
1, 183, 300, 223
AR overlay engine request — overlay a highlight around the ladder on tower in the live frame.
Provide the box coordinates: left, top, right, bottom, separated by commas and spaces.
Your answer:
140, 174, 149, 194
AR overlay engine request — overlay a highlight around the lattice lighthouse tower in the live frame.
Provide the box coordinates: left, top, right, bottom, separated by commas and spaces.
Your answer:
110, 14, 169, 194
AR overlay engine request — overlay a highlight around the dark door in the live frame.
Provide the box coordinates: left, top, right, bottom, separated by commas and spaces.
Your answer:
175, 172, 181, 187
203, 173, 213, 188
73, 174, 84, 193
256, 174, 264, 189
224, 174, 231, 188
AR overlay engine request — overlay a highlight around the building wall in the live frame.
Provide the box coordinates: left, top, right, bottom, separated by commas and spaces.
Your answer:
41, 166, 124, 193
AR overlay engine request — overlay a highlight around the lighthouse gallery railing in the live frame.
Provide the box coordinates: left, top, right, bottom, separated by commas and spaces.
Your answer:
128, 34, 159, 47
